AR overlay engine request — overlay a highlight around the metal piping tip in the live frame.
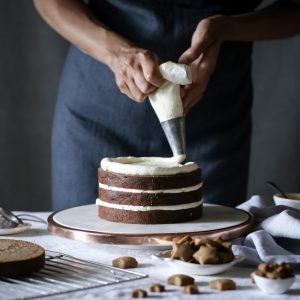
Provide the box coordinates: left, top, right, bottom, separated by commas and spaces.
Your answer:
160, 117, 186, 157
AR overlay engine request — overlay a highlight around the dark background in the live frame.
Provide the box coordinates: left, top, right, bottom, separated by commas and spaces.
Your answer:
1, 1, 300, 211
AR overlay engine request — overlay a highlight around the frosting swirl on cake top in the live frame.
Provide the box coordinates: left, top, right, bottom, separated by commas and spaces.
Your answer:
100, 156, 199, 176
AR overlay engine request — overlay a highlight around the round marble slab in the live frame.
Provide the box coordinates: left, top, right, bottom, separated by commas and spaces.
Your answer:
48, 204, 253, 249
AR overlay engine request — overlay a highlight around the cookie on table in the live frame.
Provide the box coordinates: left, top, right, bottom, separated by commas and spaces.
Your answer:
167, 274, 195, 286
184, 284, 200, 294
149, 283, 165, 292
112, 256, 138, 269
131, 289, 147, 298
209, 279, 236, 291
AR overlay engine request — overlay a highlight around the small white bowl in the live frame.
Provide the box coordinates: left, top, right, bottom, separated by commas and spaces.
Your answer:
252, 272, 295, 294
151, 252, 244, 275
273, 193, 300, 211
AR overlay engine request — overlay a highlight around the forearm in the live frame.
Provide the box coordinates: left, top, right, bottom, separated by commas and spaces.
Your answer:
219, 0, 300, 41
34, 0, 165, 103
33, 0, 132, 66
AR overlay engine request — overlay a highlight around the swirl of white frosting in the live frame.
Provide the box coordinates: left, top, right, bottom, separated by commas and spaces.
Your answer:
100, 156, 199, 176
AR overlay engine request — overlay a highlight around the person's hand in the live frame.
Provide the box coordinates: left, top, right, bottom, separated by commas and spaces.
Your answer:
179, 15, 227, 114
110, 46, 165, 103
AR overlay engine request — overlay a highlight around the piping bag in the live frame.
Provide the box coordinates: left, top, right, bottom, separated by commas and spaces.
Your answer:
149, 61, 192, 163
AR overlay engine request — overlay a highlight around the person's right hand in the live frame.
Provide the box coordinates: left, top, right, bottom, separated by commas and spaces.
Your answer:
178, 16, 225, 115
110, 47, 165, 103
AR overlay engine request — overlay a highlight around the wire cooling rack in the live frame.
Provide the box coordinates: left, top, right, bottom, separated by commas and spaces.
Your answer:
0, 250, 147, 300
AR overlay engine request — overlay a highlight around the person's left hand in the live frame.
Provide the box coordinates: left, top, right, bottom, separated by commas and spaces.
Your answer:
179, 15, 227, 115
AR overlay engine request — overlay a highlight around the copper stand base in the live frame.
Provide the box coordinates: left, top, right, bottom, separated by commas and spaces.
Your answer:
48, 204, 253, 248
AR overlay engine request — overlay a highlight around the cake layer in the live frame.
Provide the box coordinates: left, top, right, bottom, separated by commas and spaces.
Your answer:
98, 205, 202, 224
99, 168, 201, 190
97, 156, 202, 224
99, 188, 202, 206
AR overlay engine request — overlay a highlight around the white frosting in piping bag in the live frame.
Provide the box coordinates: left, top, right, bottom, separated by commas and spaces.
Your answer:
100, 156, 199, 176
149, 82, 182, 122
159, 62, 192, 85
149, 61, 192, 123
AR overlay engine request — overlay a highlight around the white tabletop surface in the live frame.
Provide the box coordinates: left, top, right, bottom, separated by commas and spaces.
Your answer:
1, 212, 300, 300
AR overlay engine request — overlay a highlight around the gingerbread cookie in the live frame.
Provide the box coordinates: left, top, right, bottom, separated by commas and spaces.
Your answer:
149, 283, 165, 292
169, 235, 235, 265
193, 245, 219, 264
209, 279, 236, 291
167, 274, 195, 286
131, 289, 147, 298
253, 263, 294, 280
112, 256, 138, 269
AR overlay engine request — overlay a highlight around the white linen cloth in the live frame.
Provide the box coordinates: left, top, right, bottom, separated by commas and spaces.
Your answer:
233, 195, 300, 265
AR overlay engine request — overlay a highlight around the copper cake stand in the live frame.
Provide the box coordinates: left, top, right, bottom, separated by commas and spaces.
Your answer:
48, 204, 253, 249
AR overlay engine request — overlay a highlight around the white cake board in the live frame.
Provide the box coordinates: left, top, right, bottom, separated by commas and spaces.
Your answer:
48, 204, 253, 250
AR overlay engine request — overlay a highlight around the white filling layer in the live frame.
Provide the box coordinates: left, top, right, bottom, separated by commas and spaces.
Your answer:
96, 198, 203, 212
99, 182, 203, 194
100, 156, 199, 176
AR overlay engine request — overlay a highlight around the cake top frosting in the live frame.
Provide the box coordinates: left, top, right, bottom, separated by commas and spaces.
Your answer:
100, 156, 199, 176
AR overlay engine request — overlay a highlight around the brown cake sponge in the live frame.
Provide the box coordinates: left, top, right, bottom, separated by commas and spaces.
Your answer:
0, 239, 45, 276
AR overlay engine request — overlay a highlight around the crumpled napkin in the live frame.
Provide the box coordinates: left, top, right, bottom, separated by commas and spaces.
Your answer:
232, 195, 300, 264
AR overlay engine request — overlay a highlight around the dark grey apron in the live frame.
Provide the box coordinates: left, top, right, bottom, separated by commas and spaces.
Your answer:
52, 0, 262, 210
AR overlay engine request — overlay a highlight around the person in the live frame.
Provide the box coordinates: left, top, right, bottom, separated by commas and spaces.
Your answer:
33, 0, 300, 210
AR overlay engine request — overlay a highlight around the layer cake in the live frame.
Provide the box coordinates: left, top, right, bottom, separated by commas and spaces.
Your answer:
96, 157, 203, 224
